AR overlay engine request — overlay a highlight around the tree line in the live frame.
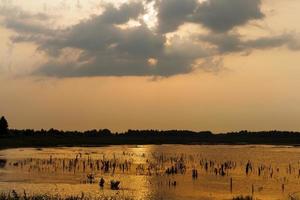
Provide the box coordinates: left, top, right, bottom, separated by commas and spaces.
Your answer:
1, 115, 300, 147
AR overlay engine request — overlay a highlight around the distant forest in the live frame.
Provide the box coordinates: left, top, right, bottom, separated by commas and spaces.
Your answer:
1, 116, 300, 148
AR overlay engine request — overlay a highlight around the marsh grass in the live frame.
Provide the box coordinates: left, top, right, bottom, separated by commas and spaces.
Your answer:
0, 191, 133, 200
0, 191, 257, 200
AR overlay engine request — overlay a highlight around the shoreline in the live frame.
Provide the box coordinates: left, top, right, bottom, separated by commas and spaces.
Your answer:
1, 141, 300, 151
1, 129, 300, 149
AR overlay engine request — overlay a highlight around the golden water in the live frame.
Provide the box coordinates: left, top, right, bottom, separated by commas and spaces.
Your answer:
1, 145, 300, 200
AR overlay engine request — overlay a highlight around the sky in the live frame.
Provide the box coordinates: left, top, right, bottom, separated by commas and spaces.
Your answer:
0, 0, 300, 132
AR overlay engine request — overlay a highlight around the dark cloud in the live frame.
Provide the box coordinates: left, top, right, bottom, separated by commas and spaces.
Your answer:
191, 0, 264, 32
0, 2, 211, 77
100, 3, 144, 25
36, 52, 196, 77
0, 1, 299, 78
156, 0, 197, 33
5, 18, 53, 35
34, 29, 208, 77
156, 0, 264, 33
0, 6, 53, 35
199, 33, 299, 54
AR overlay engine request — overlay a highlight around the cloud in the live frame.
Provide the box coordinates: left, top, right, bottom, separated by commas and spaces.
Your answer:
156, 0, 197, 33
0, 1, 299, 78
0, 2, 212, 77
156, 0, 264, 33
0, 6, 52, 33
199, 33, 300, 54
100, 3, 144, 25
34, 31, 210, 77
191, 0, 264, 32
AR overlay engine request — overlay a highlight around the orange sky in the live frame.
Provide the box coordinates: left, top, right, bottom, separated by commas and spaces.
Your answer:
0, 0, 300, 132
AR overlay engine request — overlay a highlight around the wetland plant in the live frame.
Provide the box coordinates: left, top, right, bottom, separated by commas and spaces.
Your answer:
99, 177, 105, 188
0, 159, 7, 168
110, 180, 121, 190
232, 195, 253, 200
0, 191, 133, 200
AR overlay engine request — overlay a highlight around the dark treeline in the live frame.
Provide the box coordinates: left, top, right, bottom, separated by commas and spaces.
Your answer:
1, 128, 300, 148
1, 116, 300, 148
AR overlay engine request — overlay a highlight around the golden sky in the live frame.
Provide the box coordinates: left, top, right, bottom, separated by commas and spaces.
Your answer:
0, 0, 300, 132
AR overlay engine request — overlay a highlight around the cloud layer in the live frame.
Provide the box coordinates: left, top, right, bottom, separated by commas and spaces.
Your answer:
157, 0, 264, 33
0, 0, 299, 77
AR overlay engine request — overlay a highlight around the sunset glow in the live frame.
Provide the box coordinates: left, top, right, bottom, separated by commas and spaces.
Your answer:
0, 0, 300, 132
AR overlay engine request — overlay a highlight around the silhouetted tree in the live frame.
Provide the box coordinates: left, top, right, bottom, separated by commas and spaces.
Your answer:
0, 116, 8, 134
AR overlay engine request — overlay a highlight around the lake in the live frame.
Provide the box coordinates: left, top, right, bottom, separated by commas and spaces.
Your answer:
1, 145, 300, 200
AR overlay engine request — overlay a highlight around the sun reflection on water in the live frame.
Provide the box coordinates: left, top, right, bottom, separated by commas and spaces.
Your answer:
1, 145, 300, 200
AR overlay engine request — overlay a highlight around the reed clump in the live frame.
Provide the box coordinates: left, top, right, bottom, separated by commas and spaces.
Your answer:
232, 195, 253, 200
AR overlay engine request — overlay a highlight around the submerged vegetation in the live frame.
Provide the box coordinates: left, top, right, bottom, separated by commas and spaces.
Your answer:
232, 196, 253, 200
0, 192, 255, 200
1, 145, 299, 199
0, 159, 7, 168
1, 146, 296, 198
0, 191, 133, 200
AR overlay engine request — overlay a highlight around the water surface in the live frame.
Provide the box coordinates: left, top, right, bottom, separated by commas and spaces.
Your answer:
1, 145, 300, 200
